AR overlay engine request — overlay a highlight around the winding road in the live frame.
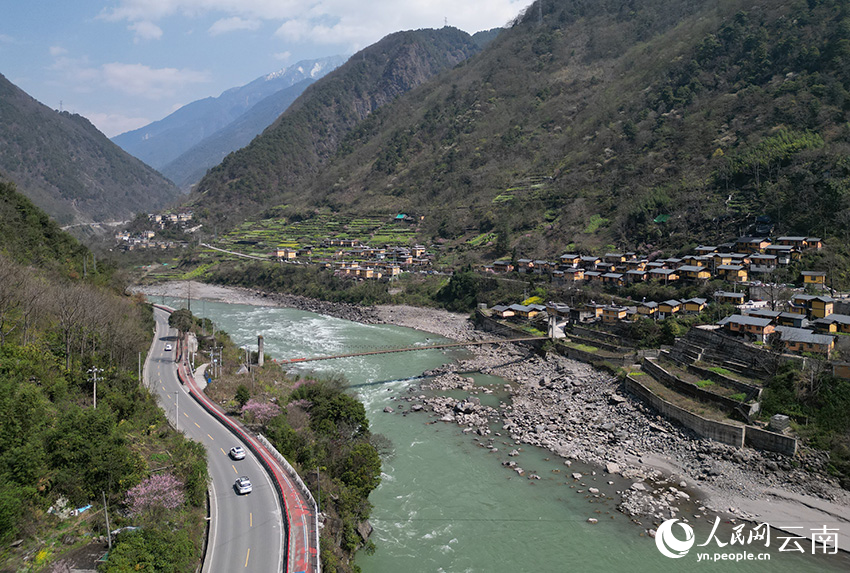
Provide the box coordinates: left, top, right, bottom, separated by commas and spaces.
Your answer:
147, 307, 288, 572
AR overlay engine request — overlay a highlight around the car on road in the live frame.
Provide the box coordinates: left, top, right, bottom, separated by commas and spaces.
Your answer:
229, 446, 246, 460
164, 343, 173, 351
235, 476, 252, 495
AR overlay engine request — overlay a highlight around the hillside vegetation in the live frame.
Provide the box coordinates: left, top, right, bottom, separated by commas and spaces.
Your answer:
0, 180, 207, 571
0, 74, 180, 226
186, 0, 850, 262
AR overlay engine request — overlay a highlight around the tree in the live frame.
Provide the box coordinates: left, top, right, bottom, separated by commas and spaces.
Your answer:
125, 473, 185, 520
168, 308, 194, 337
235, 385, 251, 408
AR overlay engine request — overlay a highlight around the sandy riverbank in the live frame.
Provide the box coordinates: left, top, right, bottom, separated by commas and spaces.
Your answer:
133, 280, 850, 552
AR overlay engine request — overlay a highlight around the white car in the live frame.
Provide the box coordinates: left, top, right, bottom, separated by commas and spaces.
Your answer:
164, 343, 173, 351
229, 446, 246, 460
234, 476, 252, 495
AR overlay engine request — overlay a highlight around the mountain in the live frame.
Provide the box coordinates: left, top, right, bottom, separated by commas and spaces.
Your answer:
159, 78, 315, 189
112, 56, 347, 171
0, 73, 180, 226
189, 0, 850, 259
188, 27, 487, 223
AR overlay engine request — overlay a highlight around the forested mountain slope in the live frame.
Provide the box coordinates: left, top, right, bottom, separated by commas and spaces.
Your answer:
0, 74, 180, 225
188, 27, 486, 224
190, 0, 850, 259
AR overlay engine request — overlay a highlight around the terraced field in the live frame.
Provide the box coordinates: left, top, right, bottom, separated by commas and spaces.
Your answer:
215, 213, 418, 259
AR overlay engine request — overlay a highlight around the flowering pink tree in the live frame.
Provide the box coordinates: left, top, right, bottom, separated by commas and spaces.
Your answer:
125, 473, 185, 518
241, 399, 281, 426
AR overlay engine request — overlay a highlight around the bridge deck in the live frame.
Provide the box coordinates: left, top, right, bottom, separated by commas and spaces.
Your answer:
278, 336, 547, 364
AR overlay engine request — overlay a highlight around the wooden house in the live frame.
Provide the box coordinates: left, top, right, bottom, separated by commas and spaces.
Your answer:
559, 253, 581, 267
791, 294, 835, 319
716, 264, 748, 282
735, 236, 771, 254
801, 271, 826, 286
682, 298, 708, 314
649, 268, 679, 283
715, 291, 746, 306
602, 305, 628, 322
625, 269, 648, 283
637, 301, 659, 318
774, 326, 834, 356
678, 265, 711, 280
813, 314, 850, 334
658, 299, 681, 318
718, 315, 776, 343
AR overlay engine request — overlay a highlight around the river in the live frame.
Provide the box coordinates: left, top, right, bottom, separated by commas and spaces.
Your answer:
159, 296, 846, 572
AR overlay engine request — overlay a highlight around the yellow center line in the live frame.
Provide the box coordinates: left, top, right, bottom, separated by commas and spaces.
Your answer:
184, 412, 189, 417
220, 447, 226, 455
208, 434, 214, 441
244, 548, 250, 568
250, 513, 253, 527
194, 422, 200, 428
232, 464, 238, 474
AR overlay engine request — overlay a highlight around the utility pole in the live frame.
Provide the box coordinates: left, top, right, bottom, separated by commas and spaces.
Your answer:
175, 391, 179, 431
102, 491, 112, 550
88, 367, 103, 409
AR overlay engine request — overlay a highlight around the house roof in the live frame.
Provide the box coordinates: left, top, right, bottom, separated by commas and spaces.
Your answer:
815, 313, 850, 325
640, 301, 659, 309
801, 270, 826, 276
792, 294, 834, 303
747, 309, 781, 319
775, 326, 833, 345
684, 298, 707, 305
715, 291, 745, 300
718, 315, 773, 327
678, 265, 708, 273
717, 264, 745, 271
602, 272, 624, 279
491, 305, 511, 312
778, 236, 807, 241
661, 299, 681, 307
649, 268, 677, 275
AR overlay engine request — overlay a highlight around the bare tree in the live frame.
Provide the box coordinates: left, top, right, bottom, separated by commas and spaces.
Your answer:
0, 254, 26, 346
53, 281, 88, 370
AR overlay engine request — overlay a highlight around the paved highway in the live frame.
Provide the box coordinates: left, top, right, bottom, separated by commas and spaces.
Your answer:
148, 307, 284, 572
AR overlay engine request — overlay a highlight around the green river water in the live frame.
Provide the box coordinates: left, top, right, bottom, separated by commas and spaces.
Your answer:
161, 297, 846, 573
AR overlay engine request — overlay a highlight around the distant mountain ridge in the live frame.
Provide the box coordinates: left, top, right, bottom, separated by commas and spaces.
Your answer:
159, 78, 315, 189
0, 73, 180, 226
112, 56, 347, 172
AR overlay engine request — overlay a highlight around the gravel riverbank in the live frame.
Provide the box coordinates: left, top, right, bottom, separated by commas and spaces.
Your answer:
133, 280, 850, 549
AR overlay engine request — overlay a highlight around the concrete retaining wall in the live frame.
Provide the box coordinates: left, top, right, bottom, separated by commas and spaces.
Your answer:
744, 425, 798, 456
684, 361, 762, 401
642, 357, 748, 415
624, 375, 745, 447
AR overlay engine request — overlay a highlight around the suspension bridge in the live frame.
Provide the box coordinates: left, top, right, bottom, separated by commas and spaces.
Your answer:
277, 336, 548, 364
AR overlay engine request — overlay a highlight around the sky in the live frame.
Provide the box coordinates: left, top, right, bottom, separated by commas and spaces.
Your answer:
0, 1, 528, 138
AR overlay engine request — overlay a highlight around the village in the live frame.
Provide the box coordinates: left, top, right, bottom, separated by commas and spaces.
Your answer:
485, 235, 848, 360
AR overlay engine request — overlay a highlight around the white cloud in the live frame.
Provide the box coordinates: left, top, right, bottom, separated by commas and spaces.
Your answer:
83, 111, 152, 138
49, 46, 68, 57
99, 1, 525, 40
130, 21, 164, 42
101, 62, 211, 99
209, 16, 262, 36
